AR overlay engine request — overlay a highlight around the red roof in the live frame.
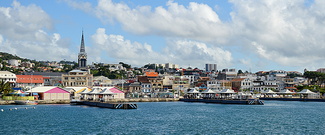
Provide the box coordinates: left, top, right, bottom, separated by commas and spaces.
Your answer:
145, 72, 159, 77
285, 87, 297, 89
16, 75, 44, 83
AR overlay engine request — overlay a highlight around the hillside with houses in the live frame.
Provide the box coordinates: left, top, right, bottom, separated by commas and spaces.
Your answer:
1, 51, 325, 100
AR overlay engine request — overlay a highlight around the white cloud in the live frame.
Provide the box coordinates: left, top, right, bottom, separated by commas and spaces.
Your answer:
91, 28, 164, 66
88, 0, 325, 70
230, 0, 325, 69
94, 0, 231, 44
91, 28, 232, 68
0, 1, 74, 62
163, 40, 232, 68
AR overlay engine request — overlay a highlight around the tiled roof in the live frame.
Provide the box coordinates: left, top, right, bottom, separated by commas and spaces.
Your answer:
145, 72, 159, 77
16, 75, 44, 83
138, 76, 150, 83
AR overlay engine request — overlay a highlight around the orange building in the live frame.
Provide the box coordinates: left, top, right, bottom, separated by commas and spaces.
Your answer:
16, 75, 44, 88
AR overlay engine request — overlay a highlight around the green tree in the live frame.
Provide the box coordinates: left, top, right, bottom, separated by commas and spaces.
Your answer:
237, 70, 244, 75
119, 62, 131, 69
0, 81, 13, 96
304, 71, 325, 85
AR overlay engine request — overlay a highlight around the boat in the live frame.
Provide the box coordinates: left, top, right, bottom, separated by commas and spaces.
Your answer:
14, 100, 38, 105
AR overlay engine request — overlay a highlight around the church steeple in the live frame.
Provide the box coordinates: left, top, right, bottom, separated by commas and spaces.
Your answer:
78, 30, 87, 69
80, 31, 85, 53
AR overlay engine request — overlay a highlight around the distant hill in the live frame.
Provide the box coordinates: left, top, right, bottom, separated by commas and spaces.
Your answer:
0, 52, 28, 61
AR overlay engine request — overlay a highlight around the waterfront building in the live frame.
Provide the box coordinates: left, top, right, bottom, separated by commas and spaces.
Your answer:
65, 87, 91, 99
0, 71, 16, 84
78, 31, 87, 69
26, 86, 70, 100
24, 72, 63, 86
16, 75, 44, 88
231, 78, 252, 91
61, 69, 93, 87
251, 80, 279, 92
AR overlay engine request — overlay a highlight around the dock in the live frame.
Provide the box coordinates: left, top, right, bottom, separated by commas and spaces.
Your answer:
70, 100, 137, 109
180, 98, 264, 105
260, 98, 325, 102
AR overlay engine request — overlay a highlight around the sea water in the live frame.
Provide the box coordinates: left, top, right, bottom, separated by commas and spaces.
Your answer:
0, 101, 325, 134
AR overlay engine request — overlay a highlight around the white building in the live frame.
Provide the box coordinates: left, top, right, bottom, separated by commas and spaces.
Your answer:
0, 71, 16, 84
8, 59, 21, 66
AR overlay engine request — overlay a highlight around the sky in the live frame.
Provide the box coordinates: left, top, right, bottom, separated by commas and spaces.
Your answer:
0, 0, 324, 73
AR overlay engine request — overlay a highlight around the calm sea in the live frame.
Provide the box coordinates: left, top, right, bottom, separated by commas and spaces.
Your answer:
0, 101, 325, 135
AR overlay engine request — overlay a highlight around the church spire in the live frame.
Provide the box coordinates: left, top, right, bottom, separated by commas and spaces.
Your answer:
78, 30, 87, 69
80, 31, 85, 53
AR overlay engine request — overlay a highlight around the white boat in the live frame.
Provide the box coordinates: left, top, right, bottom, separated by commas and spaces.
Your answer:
14, 100, 38, 105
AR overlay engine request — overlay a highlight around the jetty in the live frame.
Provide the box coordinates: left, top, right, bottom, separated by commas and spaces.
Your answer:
70, 100, 137, 109
260, 97, 325, 102
180, 98, 264, 105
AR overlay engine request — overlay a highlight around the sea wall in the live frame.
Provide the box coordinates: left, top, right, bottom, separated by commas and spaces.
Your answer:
0, 98, 180, 105
106, 98, 180, 102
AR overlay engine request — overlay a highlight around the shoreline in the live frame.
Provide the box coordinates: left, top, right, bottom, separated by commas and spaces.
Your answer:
0, 98, 180, 105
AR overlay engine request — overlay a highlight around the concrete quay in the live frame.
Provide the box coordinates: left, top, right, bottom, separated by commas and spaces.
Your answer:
0, 98, 180, 105
0, 100, 70, 105
105, 98, 180, 102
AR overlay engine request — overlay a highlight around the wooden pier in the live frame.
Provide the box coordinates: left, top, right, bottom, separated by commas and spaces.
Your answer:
70, 100, 137, 109
180, 98, 264, 105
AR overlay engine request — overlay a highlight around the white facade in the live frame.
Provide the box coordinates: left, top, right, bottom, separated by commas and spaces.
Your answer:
183, 75, 195, 85
0, 71, 16, 83
141, 83, 152, 93
8, 59, 20, 66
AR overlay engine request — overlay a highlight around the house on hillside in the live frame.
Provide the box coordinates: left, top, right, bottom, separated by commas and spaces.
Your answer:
145, 72, 163, 92
138, 76, 151, 95
93, 76, 112, 86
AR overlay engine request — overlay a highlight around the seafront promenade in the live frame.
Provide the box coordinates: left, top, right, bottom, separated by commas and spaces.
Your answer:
0, 98, 180, 105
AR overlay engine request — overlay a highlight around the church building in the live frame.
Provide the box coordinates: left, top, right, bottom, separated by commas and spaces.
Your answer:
78, 31, 87, 69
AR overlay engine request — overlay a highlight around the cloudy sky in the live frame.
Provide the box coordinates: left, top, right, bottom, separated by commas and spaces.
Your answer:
0, 0, 324, 72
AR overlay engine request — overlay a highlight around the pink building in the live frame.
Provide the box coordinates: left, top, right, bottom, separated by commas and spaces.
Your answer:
26, 86, 70, 100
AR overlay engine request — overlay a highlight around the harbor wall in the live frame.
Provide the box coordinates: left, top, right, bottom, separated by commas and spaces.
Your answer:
0, 98, 180, 105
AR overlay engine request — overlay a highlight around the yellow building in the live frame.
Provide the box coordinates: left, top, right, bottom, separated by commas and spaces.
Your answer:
61, 70, 93, 87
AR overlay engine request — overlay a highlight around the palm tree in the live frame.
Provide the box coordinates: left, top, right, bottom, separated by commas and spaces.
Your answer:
0, 81, 13, 96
